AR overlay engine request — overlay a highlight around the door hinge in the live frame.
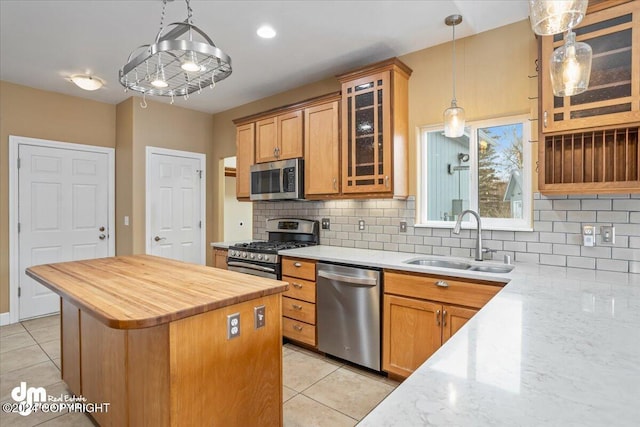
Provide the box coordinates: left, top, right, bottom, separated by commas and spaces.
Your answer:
199, 220, 202, 229
17, 222, 21, 233
17, 157, 21, 169
196, 169, 202, 179
18, 287, 21, 298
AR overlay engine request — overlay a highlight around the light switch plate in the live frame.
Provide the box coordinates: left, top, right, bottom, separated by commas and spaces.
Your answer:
254, 305, 265, 329
600, 226, 615, 244
400, 221, 407, 232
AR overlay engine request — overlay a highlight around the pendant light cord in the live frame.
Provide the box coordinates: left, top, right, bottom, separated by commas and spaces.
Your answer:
452, 22, 457, 104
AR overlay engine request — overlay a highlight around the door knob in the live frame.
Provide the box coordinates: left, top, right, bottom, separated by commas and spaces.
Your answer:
99, 226, 105, 232
154, 236, 166, 242
99, 234, 106, 240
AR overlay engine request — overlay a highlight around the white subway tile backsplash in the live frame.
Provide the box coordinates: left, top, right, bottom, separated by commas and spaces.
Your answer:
255, 192, 637, 274
596, 259, 629, 272
553, 200, 581, 210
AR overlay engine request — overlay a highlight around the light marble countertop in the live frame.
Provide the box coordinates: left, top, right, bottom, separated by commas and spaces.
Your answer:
278, 245, 640, 426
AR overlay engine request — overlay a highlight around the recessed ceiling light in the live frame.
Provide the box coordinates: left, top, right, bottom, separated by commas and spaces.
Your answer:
257, 25, 276, 39
69, 75, 104, 91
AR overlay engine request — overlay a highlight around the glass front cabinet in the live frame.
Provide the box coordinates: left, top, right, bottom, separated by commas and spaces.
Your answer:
337, 58, 412, 197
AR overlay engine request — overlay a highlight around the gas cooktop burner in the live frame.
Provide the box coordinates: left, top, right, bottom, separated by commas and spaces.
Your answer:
231, 241, 310, 253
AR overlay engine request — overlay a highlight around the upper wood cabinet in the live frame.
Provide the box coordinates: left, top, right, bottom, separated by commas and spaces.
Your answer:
255, 110, 303, 163
304, 98, 340, 197
337, 58, 412, 198
538, 1, 640, 194
235, 123, 254, 199
540, 1, 640, 133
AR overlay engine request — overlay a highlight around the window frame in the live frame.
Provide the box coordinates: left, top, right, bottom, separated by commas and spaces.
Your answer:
416, 114, 533, 231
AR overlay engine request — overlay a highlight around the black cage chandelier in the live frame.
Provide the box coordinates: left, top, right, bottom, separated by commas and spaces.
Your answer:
119, 0, 232, 101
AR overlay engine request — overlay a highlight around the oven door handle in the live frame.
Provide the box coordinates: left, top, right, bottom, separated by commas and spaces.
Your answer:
228, 261, 276, 273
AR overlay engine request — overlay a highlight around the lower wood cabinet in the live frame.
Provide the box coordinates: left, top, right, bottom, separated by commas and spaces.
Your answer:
281, 257, 317, 347
382, 271, 502, 379
213, 248, 228, 269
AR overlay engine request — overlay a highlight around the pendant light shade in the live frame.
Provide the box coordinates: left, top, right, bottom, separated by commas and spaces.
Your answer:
443, 14, 465, 138
119, 0, 232, 99
550, 30, 592, 96
528, 0, 588, 36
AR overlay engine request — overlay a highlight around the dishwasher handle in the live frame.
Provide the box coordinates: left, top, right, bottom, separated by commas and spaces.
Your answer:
317, 270, 378, 287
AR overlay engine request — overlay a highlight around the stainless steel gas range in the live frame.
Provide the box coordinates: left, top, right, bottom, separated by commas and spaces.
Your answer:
227, 218, 319, 279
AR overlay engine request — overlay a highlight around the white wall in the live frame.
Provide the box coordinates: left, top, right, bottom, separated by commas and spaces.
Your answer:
223, 156, 252, 241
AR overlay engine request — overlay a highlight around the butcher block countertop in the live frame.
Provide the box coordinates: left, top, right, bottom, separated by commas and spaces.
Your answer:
26, 254, 288, 330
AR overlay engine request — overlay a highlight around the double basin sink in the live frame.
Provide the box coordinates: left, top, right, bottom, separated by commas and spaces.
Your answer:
403, 258, 515, 274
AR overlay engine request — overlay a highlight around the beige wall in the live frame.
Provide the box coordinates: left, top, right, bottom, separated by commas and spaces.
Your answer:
116, 97, 216, 256
0, 81, 116, 313
209, 19, 537, 237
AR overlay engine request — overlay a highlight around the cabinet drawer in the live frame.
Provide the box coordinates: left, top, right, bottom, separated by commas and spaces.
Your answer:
282, 276, 316, 303
384, 271, 502, 309
282, 297, 316, 324
282, 258, 316, 281
282, 317, 316, 346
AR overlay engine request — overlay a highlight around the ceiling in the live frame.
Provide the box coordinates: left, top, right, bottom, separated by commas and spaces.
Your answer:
0, 1, 530, 115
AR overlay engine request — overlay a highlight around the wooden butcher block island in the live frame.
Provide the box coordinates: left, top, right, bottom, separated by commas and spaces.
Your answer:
26, 255, 288, 427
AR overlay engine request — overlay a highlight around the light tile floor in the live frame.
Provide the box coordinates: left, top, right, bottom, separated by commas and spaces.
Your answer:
1, 315, 397, 426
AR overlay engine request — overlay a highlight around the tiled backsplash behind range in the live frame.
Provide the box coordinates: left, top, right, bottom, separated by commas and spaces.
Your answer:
253, 193, 640, 274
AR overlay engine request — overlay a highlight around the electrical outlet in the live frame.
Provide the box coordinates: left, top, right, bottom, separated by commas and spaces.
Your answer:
582, 225, 595, 247
254, 305, 265, 329
358, 219, 365, 231
600, 226, 615, 244
400, 221, 407, 232
227, 313, 240, 339
321, 218, 330, 230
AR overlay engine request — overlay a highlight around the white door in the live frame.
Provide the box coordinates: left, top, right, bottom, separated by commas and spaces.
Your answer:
18, 144, 110, 319
148, 151, 203, 264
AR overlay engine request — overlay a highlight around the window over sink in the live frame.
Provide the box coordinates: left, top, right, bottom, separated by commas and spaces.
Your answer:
417, 115, 532, 231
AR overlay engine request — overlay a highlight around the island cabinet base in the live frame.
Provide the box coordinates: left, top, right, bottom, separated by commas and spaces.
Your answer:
61, 294, 283, 427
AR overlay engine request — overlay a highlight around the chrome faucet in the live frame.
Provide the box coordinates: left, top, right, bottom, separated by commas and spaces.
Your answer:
453, 209, 484, 262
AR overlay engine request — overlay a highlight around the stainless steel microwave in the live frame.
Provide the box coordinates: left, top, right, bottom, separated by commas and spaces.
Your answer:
250, 158, 304, 201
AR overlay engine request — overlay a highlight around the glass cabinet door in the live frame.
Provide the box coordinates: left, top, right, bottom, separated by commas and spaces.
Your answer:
342, 71, 391, 193
542, 2, 640, 133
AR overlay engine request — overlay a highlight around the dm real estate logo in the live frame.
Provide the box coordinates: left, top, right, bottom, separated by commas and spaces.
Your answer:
11, 382, 46, 416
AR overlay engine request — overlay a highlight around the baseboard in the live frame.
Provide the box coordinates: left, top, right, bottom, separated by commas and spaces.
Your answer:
0, 312, 13, 326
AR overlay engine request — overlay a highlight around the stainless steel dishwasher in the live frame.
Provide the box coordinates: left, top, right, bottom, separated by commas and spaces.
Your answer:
316, 262, 381, 371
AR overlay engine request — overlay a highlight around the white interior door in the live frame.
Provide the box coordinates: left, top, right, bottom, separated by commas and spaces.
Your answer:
18, 144, 110, 319
148, 150, 204, 264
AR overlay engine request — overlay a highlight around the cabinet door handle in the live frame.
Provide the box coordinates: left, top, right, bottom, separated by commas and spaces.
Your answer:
543, 110, 548, 128
292, 304, 303, 310
442, 309, 447, 327
333, 178, 337, 190
436, 309, 441, 326
435, 280, 449, 288
292, 282, 303, 289
385, 175, 389, 188
293, 262, 302, 267
293, 324, 303, 331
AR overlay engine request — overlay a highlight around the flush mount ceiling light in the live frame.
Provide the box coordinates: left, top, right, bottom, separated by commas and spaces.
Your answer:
119, 0, 232, 101
257, 25, 276, 39
70, 74, 104, 91
528, 0, 588, 36
549, 30, 592, 96
443, 14, 465, 138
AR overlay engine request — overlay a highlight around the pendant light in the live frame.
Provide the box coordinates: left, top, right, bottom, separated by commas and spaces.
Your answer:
528, 0, 588, 36
119, 0, 232, 99
443, 14, 465, 138
550, 30, 592, 96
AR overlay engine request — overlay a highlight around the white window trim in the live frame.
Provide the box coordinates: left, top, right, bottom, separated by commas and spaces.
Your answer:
416, 114, 533, 232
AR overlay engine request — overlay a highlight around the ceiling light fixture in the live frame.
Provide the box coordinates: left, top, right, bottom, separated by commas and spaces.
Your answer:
528, 0, 588, 36
119, 0, 232, 100
443, 14, 465, 138
257, 25, 277, 39
70, 75, 104, 91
